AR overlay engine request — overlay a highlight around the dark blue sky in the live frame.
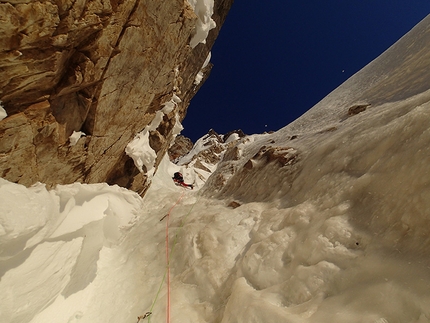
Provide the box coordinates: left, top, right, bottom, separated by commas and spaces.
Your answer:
182, 1, 430, 142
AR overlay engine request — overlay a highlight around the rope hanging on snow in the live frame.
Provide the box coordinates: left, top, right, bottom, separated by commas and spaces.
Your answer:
143, 188, 201, 323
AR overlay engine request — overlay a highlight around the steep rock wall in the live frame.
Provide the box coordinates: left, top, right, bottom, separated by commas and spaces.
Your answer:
0, 0, 233, 194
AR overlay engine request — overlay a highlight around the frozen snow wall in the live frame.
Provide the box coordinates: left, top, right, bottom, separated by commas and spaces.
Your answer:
197, 17, 430, 322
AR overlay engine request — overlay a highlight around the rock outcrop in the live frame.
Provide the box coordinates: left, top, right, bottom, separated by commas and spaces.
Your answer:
168, 135, 194, 162
0, 0, 233, 194
173, 128, 246, 186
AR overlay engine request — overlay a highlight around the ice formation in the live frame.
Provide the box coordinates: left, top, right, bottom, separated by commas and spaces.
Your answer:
69, 131, 85, 146
187, 0, 217, 48
126, 94, 183, 177
0, 101, 6, 121
194, 52, 212, 85
125, 130, 157, 175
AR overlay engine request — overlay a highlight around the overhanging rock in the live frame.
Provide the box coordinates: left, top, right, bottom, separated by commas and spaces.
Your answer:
0, 0, 234, 195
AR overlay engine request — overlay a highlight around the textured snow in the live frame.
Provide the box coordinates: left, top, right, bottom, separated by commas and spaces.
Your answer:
0, 180, 58, 250
0, 181, 142, 323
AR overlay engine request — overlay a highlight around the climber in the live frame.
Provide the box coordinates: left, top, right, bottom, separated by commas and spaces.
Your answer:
172, 172, 193, 189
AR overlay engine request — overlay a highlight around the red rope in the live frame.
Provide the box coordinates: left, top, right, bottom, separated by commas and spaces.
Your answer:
166, 213, 170, 323
165, 191, 185, 323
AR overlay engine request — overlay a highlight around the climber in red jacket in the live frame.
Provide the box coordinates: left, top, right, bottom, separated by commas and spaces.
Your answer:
172, 172, 193, 189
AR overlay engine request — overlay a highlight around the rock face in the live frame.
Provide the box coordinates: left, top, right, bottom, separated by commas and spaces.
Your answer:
168, 135, 194, 162
0, 0, 233, 194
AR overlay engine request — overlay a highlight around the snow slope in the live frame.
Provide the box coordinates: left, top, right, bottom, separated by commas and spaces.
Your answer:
1, 14, 430, 323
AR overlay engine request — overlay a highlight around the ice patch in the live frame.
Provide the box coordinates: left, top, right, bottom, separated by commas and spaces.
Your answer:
69, 131, 85, 146
0, 101, 7, 121
194, 52, 211, 85
225, 132, 239, 143
172, 113, 184, 137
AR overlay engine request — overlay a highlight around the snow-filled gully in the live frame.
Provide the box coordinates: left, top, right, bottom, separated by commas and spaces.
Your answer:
2, 14, 430, 322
